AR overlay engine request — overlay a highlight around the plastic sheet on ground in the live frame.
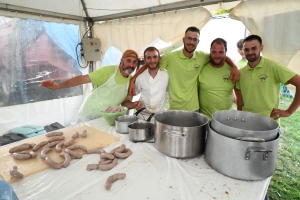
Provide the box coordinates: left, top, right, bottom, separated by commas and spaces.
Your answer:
4, 118, 270, 200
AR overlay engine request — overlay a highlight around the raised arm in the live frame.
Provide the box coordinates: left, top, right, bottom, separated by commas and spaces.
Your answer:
271, 75, 300, 119
40, 75, 91, 90
234, 88, 244, 110
121, 95, 143, 110
225, 56, 240, 84
129, 64, 147, 96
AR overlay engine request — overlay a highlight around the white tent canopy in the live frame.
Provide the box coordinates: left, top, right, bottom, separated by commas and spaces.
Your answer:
0, 0, 299, 135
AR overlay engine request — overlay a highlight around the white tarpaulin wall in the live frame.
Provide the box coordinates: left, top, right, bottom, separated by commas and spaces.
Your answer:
230, 0, 300, 74
93, 7, 211, 56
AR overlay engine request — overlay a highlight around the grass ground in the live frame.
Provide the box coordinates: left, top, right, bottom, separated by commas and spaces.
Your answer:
268, 96, 300, 199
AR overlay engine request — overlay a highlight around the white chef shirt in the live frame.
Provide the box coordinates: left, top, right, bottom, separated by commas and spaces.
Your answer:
135, 69, 169, 113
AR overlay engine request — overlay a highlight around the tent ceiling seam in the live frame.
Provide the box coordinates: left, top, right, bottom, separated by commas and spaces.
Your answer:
91, 0, 237, 21
0, 3, 86, 21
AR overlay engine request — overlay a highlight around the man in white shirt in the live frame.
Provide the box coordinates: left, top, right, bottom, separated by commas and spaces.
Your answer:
122, 46, 169, 121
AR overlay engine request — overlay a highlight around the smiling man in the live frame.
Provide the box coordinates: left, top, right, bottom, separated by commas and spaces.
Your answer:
198, 38, 236, 119
40, 49, 139, 122
130, 26, 239, 112
122, 47, 168, 121
235, 35, 300, 120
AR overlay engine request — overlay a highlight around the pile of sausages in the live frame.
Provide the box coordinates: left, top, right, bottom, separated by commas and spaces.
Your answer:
102, 106, 124, 113
86, 144, 132, 190
8, 130, 88, 179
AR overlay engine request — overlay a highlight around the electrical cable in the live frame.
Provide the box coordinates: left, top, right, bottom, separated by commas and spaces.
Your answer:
76, 23, 94, 69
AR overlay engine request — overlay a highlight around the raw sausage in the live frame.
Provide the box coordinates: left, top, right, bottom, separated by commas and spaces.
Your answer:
65, 148, 82, 159
115, 144, 126, 153
29, 151, 37, 158
12, 153, 31, 160
87, 148, 106, 154
64, 138, 75, 147
9, 144, 31, 153
98, 158, 118, 171
81, 130, 87, 138
71, 131, 79, 139
114, 148, 132, 159
33, 141, 48, 151
60, 152, 71, 168
67, 144, 87, 152
44, 141, 60, 149
29, 143, 36, 148
99, 159, 113, 165
100, 153, 115, 160
105, 173, 126, 190
45, 131, 63, 137
10, 166, 24, 179
55, 142, 64, 152
45, 156, 62, 169
48, 136, 65, 143
41, 148, 52, 159
86, 164, 99, 171
19, 150, 36, 158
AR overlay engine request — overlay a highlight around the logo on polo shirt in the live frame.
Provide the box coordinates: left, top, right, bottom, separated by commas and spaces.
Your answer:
259, 74, 268, 82
222, 75, 229, 82
194, 64, 200, 71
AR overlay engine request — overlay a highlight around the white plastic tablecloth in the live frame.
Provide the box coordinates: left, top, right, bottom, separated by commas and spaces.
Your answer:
5, 118, 270, 200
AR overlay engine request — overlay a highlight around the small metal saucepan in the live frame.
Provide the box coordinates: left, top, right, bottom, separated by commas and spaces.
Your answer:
128, 113, 155, 142
115, 108, 145, 134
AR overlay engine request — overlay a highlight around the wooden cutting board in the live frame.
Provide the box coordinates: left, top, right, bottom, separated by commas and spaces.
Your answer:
0, 125, 119, 183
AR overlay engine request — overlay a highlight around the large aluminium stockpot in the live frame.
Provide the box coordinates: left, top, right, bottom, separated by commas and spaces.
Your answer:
205, 123, 279, 181
154, 110, 209, 158
211, 110, 279, 141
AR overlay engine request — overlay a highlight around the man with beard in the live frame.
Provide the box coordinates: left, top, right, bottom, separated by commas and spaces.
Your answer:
40, 49, 139, 122
129, 26, 239, 112
235, 35, 300, 120
198, 38, 236, 119
122, 47, 168, 121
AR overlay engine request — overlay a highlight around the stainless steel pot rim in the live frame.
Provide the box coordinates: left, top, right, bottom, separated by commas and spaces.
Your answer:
115, 115, 138, 122
128, 122, 154, 129
212, 110, 279, 132
209, 123, 280, 142
154, 110, 209, 128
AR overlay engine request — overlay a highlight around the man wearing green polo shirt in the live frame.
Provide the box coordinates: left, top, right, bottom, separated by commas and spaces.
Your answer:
130, 26, 239, 111
236, 39, 248, 69
199, 38, 236, 119
40, 49, 139, 121
235, 35, 300, 120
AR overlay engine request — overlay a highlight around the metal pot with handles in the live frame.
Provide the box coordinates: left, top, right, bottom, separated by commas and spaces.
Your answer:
128, 113, 155, 142
211, 110, 279, 141
205, 123, 279, 181
115, 108, 145, 134
154, 110, 209, 158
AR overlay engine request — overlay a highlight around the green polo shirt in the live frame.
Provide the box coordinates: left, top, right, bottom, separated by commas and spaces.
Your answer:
159, 50, 209, 111
199, 62, 235, 119
89, 65, 130, 91
236, 57, 296, 118
236, 59, 248, 69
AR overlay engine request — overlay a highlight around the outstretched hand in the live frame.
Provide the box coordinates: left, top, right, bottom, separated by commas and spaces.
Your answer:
229, 67, 240, 84
129, 80, 136, 96
40, 80, 60, 90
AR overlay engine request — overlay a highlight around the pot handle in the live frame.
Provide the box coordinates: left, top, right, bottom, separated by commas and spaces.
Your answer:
134, 108, 146, 116
245, 148, 273, 161
236, 137, 265, 142
163, 129, 186, 137
146, 113, 155, 122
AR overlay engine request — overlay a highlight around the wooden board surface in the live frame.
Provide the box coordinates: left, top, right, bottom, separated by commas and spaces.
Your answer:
0, 125, 119, 183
